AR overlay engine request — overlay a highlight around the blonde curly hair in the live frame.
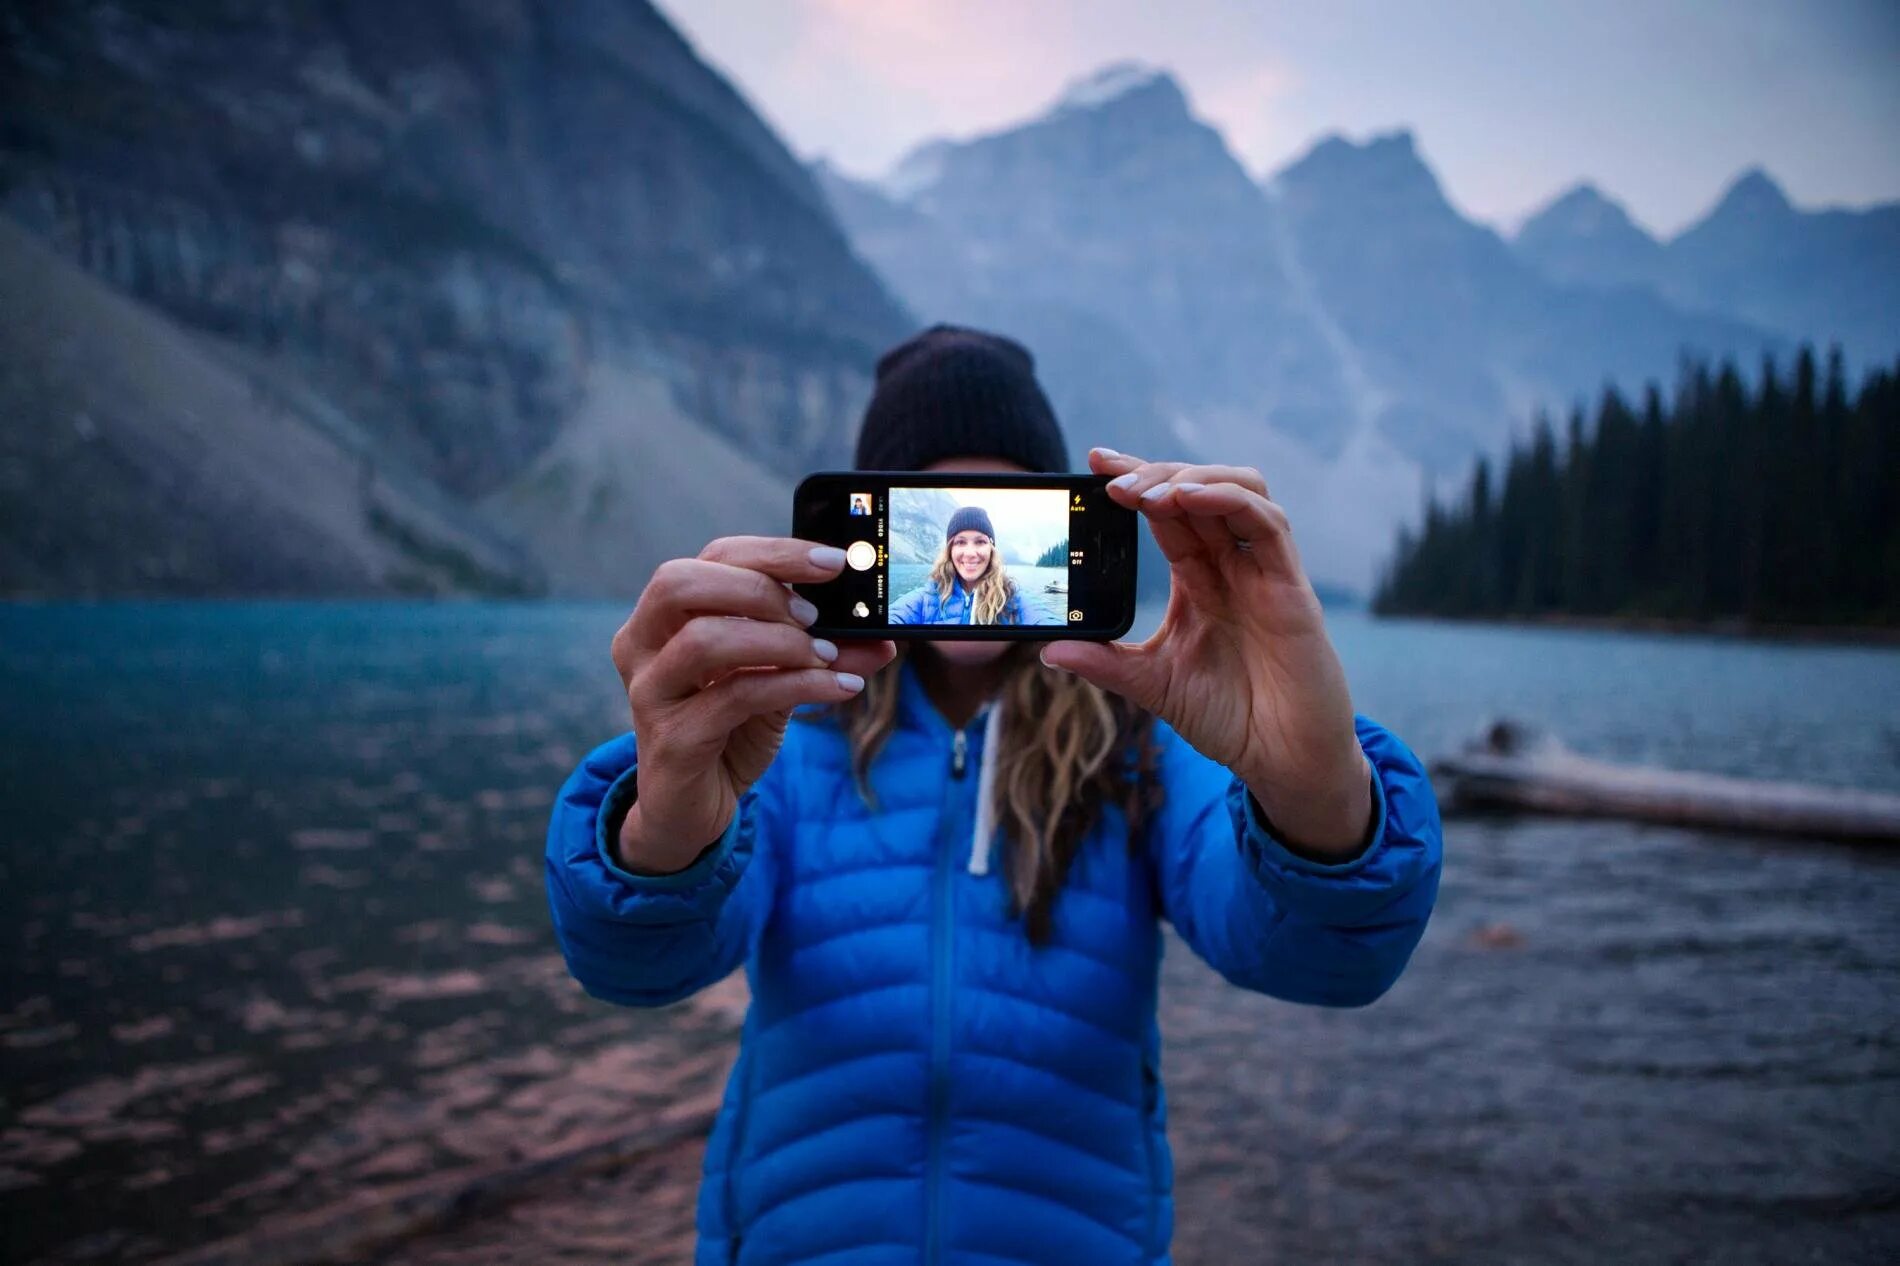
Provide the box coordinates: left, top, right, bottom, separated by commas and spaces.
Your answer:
807, 643, 1164, 946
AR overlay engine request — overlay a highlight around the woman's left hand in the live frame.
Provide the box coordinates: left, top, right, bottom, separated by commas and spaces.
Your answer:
1040, 447, 1373, 858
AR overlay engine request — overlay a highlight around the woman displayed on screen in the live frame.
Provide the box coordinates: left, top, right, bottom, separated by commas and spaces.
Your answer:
888, 505, 1060, 626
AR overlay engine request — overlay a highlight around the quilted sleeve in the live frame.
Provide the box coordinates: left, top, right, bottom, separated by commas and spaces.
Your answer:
1145, 715, 1442, 1007
889, 585, 931, 625
543, 731, 781, 1007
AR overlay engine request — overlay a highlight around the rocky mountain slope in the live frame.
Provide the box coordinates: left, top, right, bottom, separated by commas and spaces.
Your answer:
0, 219, 537, 595
1266, 130, 1774, 471
1, 0, 910, 596
1515, 170, 1900, 371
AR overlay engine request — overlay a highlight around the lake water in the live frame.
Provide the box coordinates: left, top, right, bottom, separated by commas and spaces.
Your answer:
2, 603, 1897, 1263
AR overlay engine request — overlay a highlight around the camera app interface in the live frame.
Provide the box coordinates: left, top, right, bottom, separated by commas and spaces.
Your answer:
828, 484, 1098, 628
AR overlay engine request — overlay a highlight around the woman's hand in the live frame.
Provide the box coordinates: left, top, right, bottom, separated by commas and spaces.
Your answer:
1039, 448, 1372, 858
611, 537, 896, 873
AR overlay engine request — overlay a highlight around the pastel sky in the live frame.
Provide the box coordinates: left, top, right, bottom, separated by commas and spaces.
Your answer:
658, 0, 1900, 239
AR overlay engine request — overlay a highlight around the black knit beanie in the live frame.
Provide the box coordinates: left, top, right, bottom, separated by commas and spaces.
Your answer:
945, 506, 996, 542
855, 324, 1071, 473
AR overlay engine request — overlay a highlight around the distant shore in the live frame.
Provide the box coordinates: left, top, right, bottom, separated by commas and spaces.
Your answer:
1369, 609, 1900, 648
4, 596, 1896, 649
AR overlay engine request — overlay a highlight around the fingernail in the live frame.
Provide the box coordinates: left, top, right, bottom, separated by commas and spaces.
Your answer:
809, 545, 847, 570
1109, 472, 1140, 490
811, 637, 838, 662
1173, 481, 1205, 493
834, 671, 864, 692
1140, 482, 1172, 500
789, 595, 819, 625
1092, 446, 1121, 459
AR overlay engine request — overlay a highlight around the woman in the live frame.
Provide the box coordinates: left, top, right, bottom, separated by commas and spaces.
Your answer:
545, 325, 1442, 1265
889, 504, 1060, 626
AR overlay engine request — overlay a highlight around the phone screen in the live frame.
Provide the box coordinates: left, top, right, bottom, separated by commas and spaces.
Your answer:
792, 471, 1138, 640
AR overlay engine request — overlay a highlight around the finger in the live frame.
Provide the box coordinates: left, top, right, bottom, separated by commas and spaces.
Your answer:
1100, 461, 1202, 560
689, 666, 868, 739
1087, 446, 1145, 473
830, 639, 896, 679
1104, 461, 1191, 505
1155, 463, 1269, 499
1089, 449, 1189, 554
1143, 501, 1208, 571
1125, 466, 1268, 524
699, 535, 850, 583
1113, 472, 1207, 570
628, 557, 820, 655
1038, 639, 1167, 715
1085, 450, 1220, 591
643, 616, 839, 702
1091, 450, 1212, 527
1169, 482, 1301, 576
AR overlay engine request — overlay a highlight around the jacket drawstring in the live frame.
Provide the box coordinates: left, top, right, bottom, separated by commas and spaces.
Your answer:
968, 698, 1004, 875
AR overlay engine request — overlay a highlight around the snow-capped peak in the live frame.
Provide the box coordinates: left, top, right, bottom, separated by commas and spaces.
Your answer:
880, 139, 951, 202
1053, 61, 1169, 112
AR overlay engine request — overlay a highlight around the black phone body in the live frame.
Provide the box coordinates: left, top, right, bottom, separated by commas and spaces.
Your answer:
792, 471, 1138, 640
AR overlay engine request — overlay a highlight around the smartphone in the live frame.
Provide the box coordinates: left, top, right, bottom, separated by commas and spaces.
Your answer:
792, 471, 1138, 640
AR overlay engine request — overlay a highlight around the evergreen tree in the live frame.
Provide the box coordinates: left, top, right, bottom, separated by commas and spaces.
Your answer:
1628, 384, 1667, 603
1469, 457, 1497, 611
1372, 344, 1899, 628
1559, 406, 1591, 611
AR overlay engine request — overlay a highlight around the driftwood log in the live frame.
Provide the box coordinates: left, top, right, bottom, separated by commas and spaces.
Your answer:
1432, 720, 1900, 842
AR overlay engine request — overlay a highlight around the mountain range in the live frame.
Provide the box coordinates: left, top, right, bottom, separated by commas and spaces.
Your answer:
1514, 170, 1899, 371
2, 14, 1892, 596
816, 62, 1892, 586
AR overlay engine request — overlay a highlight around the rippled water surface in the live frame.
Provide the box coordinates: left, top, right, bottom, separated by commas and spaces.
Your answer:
2, 603, 1897, 1264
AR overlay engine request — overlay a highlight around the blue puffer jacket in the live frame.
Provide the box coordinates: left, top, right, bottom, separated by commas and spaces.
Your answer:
545, 656, 1442, 1265
889, 576, 1058, 626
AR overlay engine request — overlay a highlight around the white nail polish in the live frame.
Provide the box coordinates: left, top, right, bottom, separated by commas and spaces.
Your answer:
1109, 472, 1139, 490
1140, 482, 1172, 500
812, 637, 839, 662
834, 671, 864, 692
809, 545, 847, 570
789, 595, 819, 625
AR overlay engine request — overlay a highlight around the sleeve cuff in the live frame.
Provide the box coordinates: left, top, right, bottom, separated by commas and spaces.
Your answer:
1233, 758, 1390, 879
593, 760, 745, 891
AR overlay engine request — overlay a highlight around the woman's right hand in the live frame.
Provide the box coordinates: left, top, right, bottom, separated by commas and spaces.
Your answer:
609, 536, 896, 875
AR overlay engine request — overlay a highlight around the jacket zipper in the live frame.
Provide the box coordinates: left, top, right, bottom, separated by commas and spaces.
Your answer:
925, 721, 970, 1266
